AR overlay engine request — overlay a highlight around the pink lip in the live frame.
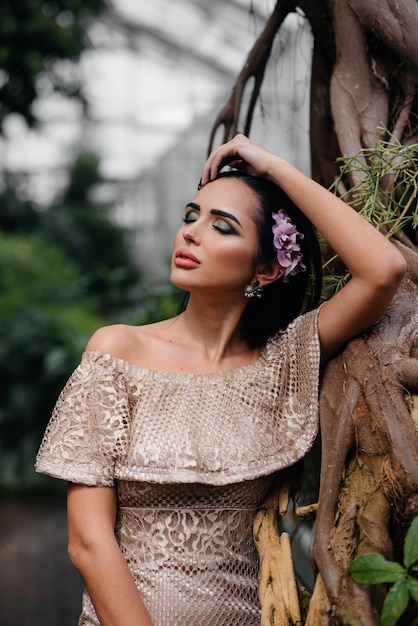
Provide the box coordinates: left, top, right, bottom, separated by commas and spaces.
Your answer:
174, 249, 201, 268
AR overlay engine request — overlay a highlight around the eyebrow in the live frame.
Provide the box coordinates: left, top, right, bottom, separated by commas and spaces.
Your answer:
186, 202, 242, 227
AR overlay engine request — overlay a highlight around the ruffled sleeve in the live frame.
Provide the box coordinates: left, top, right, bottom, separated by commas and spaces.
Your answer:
35, 352, 130, 486
249, 306, 321, 472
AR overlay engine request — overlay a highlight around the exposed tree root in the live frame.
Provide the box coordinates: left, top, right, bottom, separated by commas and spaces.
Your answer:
209, 1, 418, 623
254, 482, 303, 626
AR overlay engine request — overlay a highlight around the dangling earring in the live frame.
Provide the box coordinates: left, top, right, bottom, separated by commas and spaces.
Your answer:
244, 280, 263, 299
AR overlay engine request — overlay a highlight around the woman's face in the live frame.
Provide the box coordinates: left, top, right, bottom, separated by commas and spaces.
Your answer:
171, 177, 260, 298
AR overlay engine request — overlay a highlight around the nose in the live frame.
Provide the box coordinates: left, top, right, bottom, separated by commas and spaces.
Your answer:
182, 222, 201, 245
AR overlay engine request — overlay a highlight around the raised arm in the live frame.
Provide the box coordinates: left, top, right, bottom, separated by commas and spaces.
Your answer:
201, 135, 407, 362
67, 483, 153, 626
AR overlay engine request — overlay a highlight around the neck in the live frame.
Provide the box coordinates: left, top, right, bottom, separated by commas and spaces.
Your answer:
172, 293, 251, 363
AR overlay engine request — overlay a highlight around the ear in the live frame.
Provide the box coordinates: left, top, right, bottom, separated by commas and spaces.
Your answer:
255, 257, 284, 287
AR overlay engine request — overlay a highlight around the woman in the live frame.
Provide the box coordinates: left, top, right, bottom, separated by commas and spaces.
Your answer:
36, 135, 406, 626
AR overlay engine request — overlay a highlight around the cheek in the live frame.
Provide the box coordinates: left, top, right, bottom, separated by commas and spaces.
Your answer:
215, 241, 256, 274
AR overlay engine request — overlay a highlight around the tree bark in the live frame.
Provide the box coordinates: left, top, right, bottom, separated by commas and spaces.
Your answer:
254, 481, 303, 625
209, 1, 418, 623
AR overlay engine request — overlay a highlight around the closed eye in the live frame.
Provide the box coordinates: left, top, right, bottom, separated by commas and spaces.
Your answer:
182, 209, 199, 224
183, 209, 236, 234
213, 219, 236, 235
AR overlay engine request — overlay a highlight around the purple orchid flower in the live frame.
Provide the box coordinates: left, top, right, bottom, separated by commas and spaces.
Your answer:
272, 210, 306, 282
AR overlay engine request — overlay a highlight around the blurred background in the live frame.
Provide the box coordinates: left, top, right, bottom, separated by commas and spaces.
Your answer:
0, 1, 313, 623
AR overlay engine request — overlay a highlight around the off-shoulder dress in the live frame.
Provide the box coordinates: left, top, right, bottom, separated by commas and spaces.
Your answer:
35, 308, 321, 626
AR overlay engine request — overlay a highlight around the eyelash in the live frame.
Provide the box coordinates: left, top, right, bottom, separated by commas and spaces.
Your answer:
182, 216, 196, 224
214, 223, 234, 235
182, 214, 235, 235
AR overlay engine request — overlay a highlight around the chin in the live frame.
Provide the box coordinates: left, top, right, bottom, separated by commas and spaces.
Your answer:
170, 270, 189, 291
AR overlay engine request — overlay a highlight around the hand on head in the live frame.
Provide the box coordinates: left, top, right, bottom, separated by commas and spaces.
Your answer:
200, 134, 277, 186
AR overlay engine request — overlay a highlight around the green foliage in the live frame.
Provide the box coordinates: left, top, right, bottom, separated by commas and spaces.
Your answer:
348, 516, 418, 626
0, 0, 106, 128
0, 231, 86, 314
348, 553, 405, 585
135, 283, 184, 325
0, 231, 104, 487
0, 148, 146, 487
335, 137, 418, 238
0, 152, 142, 319
323, 135, 418, 298
40, 152, 142, 318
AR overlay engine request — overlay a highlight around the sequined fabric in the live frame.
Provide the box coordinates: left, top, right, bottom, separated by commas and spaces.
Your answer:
35, 308, 321, 625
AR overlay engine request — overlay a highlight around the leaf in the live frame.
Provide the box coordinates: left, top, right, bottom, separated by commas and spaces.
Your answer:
404, 516, 418, 569
348, 553, 405, 584
380, 577, 409, 626
407, 576, 418, 603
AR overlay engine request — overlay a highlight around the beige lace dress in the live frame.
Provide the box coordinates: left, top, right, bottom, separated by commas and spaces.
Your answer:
35, 308, 321, 626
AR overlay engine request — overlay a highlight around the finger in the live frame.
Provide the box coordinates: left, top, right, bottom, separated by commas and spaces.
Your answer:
201, 135, 249, 185
206, 150, 231, 183
202, 148, 241, 185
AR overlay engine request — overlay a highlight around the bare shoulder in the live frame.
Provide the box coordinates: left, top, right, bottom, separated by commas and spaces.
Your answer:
85, 319, 175, 365
85, 324, 138, 358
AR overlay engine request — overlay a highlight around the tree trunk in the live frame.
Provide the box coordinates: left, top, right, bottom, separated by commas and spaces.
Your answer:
209, 1, 418, 623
